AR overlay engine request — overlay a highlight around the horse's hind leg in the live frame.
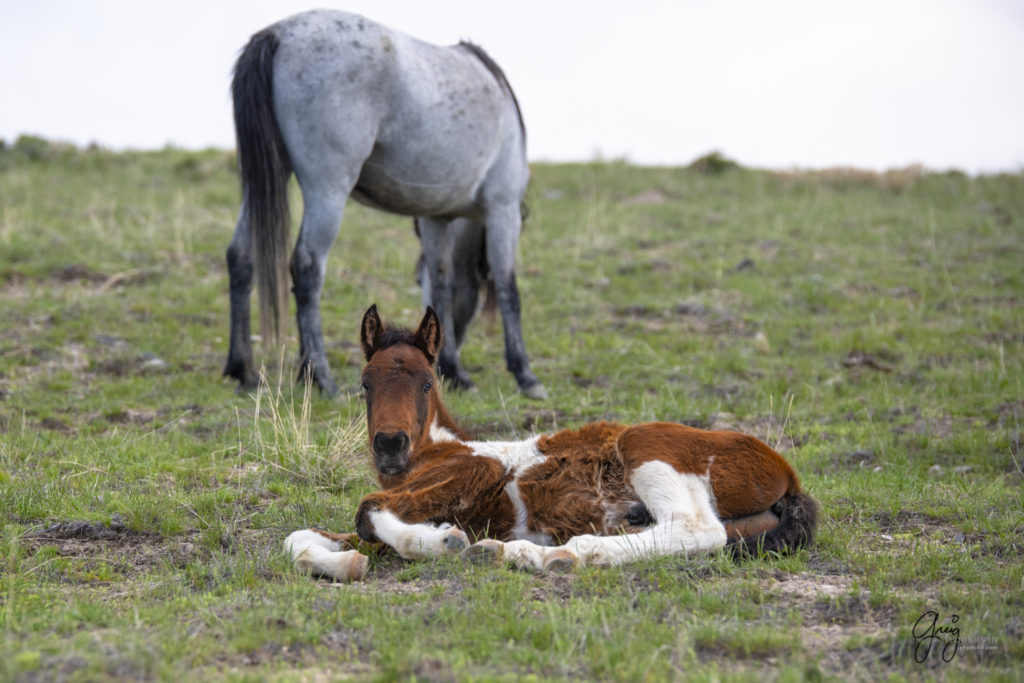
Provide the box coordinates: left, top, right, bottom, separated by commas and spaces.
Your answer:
418, 217, 475, 390
224, 211, 258, 389
449, 219, 486, 350
290, 189, 347, 396
484, 203, 547, 399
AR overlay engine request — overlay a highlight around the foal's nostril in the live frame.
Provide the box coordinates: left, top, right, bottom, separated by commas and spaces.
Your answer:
373, 431, 410, 457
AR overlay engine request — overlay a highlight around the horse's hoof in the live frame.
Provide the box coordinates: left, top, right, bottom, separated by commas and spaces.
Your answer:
445, 376, 476, 393
314, 377, 340, 398
522, 383, 549, 401
543, 550, 577, 572
442, 528, 469, 553
461, 539, 504, 564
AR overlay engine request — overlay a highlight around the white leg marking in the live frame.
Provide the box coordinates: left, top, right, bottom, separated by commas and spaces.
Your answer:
368, 509, 469, 559
566, 461, 727, 565
536, 461, 727, 568
462, 461, 727, 571
284, 530, 368, 582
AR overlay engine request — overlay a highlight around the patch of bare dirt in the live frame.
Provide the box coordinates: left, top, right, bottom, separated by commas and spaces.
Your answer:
619, 189, 668, 206
706, 412, 799, 452
25, 517, 194, 580
612, 301, 745, 336
53, 263, 108, 284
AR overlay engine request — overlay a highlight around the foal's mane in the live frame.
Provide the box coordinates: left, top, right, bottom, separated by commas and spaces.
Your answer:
458, 41, 526, 146
370, 326, 421, 355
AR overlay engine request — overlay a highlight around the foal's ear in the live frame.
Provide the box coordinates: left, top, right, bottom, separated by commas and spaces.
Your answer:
360, 304, 383, 360
414, 307, 443, 365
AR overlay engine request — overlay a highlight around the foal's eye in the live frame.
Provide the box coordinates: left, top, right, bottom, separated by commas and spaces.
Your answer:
361, 381, 370, 393
423, 381, 433, 394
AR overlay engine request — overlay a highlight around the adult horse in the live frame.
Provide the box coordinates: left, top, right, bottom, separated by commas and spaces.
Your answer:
285, 306, 818, 581
224, 10, 546, 399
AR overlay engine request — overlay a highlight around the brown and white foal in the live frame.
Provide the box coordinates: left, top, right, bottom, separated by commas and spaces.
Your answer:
285, 306, 818, 581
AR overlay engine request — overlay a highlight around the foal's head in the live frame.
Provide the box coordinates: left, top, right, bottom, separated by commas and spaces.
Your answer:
359, 305, 446, 478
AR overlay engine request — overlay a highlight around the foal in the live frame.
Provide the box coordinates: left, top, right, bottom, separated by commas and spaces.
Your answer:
285, 306, 818, 581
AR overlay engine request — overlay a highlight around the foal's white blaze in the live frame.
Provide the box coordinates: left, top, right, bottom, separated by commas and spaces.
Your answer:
284, 529, 368, 581
367, 509, 468, 559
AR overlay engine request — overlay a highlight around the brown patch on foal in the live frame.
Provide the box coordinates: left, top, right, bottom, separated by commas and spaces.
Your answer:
357, 443, 518, 543
520, 422, 641, 542
616, 422, 801, 519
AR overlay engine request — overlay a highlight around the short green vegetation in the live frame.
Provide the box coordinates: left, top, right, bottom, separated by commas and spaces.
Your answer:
1, 139, 1021, 680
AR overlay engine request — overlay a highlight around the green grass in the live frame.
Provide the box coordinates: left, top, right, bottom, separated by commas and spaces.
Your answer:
1, 139, 1022, 680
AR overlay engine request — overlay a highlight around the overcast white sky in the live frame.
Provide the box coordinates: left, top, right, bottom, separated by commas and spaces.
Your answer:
2, 1, 1022, 172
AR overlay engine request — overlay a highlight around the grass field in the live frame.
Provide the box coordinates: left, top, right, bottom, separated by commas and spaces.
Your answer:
1, 138, 1022, 681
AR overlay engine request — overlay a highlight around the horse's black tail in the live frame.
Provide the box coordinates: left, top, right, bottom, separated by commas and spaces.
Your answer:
232, 28, 292, 346
728, 491, 819, 558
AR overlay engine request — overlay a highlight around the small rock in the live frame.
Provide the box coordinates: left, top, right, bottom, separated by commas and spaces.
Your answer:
753, 331, 771, 354
95, 334, 130, 349
928, 464, 943, 475
734, 257, 756, 272
674, 301, 709, 317
139, 352, 169, 372
953, 465, 973, 475
844, 449, 874, 466
110, 512, 126, 531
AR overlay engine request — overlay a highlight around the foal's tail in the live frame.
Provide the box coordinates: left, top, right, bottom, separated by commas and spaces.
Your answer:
728, 490, 819, 557
232, 28, 292, 345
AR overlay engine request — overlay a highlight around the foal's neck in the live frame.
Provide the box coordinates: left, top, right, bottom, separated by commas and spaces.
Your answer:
426, 389, 469, 445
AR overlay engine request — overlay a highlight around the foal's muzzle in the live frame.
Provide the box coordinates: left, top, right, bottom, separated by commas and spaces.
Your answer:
373, 431, 411, 475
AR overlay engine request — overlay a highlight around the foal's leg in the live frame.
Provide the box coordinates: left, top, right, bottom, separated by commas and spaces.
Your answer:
483, 202, 547, 399
284, 529, 369, 582
465, 460, 727, 571
224, 209, 258, 388
418, 217, 474, 389
354, 455, 510, 559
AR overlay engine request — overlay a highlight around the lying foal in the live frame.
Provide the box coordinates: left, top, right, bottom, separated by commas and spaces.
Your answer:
286, 306, 818, 581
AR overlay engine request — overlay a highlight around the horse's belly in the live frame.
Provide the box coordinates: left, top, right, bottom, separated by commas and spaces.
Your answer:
352, 157, 484, 217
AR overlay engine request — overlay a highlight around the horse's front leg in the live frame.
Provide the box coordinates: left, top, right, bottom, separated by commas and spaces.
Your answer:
417, 217, 474, 390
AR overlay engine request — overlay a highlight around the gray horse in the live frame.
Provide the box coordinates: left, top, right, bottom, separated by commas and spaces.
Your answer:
224, 9, 546, 399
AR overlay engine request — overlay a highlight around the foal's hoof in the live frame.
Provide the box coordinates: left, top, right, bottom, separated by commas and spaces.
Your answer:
344, 553, 370, 582
442, 528, 470, 554
461, 539, 505, 564
543, 549, 577, 573
521, 383, 549, 401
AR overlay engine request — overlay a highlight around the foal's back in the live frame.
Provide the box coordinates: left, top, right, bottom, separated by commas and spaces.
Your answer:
512, 420, 802, 543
